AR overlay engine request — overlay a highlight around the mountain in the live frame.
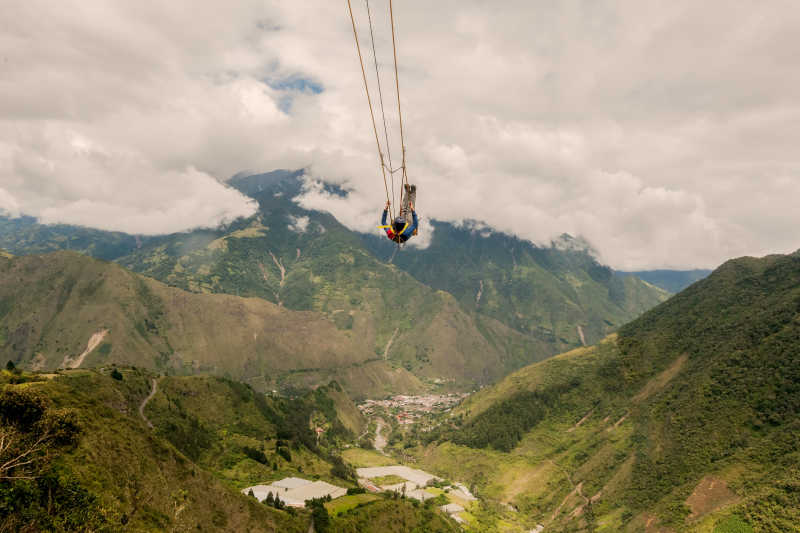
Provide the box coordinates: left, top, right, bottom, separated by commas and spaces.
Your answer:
0, 251, 422, 398
115, 171, 667, 377
409, 252, 800, 532
0, 215, 147, 260
616, 269, 712, 294
363, 222, 670, 349
0, 170, 668, 391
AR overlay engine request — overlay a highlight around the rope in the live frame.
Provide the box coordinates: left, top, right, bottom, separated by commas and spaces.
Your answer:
389, 0, 408, 189
347, 0, 394, 220
365, 0, 397, 211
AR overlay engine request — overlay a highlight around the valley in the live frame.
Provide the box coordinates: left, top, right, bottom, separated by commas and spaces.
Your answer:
1, 174, 796, 532
0, 171, 669, 397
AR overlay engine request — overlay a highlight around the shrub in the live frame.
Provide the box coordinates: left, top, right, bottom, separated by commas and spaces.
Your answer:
242, 446, 268, 464
277, 446, 291, 462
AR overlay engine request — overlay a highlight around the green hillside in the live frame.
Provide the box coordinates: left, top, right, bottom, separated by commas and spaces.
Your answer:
0, 215, 146, 260
0, 369, 310, 532
113, 172, 667, 384
0, 251, 421, 398
364, 223, 670, 349
409, 252, 800, 532
1, 366, 464, 531
115, 173, 560, 386
0, 171, 668, 390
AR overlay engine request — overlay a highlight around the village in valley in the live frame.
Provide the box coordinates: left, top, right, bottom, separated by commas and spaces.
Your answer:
241, 392, 493, 527
358, 393, 469, 426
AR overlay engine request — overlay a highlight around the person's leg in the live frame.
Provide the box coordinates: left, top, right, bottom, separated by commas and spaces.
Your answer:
406, 184, 417, 235
400, 184, 410, 219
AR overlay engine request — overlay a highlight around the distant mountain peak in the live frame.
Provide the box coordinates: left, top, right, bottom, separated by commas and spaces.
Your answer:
550, 233, 597, 255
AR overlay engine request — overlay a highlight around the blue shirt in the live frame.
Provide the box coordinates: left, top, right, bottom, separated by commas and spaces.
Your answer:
381, 209, 418, 243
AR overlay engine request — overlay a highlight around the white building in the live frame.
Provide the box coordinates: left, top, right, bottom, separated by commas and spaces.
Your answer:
241, 478, 346, 507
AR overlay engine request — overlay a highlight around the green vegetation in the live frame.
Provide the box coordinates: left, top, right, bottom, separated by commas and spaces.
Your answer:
364, 222, 669, 349
0, 215, 143, 260
714, 515, 754, 533
371, 474, 408, 486
329, 498, 459, 533
341, 448, 398, 467
0, 171, 668, 394
451, 381, 579, 451
0, 250, 417, 398
414, 252, 800, 532
0, 387, 95, 531
0, 369, 308, 532
143, 376, 359, 488
325, 493, 380, 516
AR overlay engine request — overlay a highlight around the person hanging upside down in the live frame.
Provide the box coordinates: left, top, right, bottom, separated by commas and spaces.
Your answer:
381, 184, 418, 243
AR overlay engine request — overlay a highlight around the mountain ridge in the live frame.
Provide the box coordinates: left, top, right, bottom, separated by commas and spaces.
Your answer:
1, 170, 668, 394
409, 250, 800, 532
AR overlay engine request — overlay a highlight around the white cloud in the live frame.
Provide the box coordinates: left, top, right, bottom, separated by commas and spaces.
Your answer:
287, 215, 310, 233
2, 1, 800, 267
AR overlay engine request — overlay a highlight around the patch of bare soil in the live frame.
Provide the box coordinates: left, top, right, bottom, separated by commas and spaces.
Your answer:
567, 408, 594, 433
382, 328, 399, 360
643, 513, 677, 533
686, 476, 739, 521
61, 329, 109, 369
577, 325, 587, 346
634, 354, 688, 403
31, 353, 47, 371
606, 412, 628, 432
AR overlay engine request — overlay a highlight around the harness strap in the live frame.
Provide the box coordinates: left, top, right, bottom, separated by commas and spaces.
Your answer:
378, 222, 409, 234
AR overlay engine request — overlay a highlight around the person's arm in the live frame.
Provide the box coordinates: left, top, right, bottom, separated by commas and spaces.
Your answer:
381, 205, 395, 239
404, 210, 419, 237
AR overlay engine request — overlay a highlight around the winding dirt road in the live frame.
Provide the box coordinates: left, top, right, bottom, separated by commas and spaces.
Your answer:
374, 418, 388, 452
139, 378, 158, 429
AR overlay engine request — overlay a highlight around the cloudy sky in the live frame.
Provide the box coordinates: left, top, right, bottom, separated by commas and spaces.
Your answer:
1, 1, 799, 269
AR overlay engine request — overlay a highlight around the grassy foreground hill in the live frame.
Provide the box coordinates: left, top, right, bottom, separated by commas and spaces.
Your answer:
410, 252, 800, 532
0, 368, 461, 532
0, 369, 310, 532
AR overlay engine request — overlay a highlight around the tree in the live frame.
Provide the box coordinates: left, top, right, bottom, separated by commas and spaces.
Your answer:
277, 446, 291, 462
330, 454, 354, 481
0, 389, 79, 481
110, 369, 123, 381
265, 492, 274, 506
248, 489, 255, 499
306, 499, 330, 533
5, 361, 14, 371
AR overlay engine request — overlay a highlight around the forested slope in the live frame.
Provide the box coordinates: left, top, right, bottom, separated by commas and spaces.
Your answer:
416, 252, 800, 532
0, 369, 312, 532
364, 222, 669, 350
